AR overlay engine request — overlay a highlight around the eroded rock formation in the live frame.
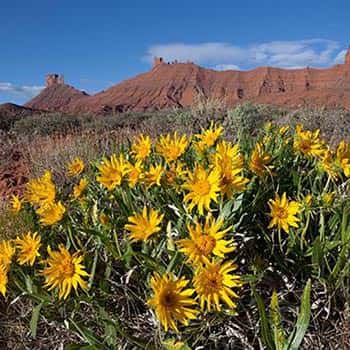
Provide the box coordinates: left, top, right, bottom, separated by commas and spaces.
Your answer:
25, 50, 350, 113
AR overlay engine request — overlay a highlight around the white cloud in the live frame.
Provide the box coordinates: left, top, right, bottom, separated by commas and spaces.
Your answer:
334, 49, 347, 64
214, 64, 240, 71
0, 82, 44, 98
145, 39, 347, 69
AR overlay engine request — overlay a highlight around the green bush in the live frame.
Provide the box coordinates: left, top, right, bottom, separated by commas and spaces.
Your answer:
12, 114, 83, 136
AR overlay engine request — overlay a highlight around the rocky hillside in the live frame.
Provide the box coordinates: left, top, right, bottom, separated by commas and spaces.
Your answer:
24, 48, 350, 114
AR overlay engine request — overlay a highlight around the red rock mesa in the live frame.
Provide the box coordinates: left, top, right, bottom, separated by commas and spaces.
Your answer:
25, 47, 350, 114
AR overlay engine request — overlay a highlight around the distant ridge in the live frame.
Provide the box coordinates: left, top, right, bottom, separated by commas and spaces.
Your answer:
24, 47, 350, 114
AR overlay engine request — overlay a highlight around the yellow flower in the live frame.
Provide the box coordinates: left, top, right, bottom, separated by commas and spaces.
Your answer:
124, 206, 164, 242
15, 232, 41, 266
211, 142, 249, 197
147, 272, 198, 332
178, 215, 235, 265
126, 160, 144, 188
162, 162, 188, 189
322, 192, 335, 206
195, 122, 223, 153
193, 258, 242, 312
41, 245, 89, 300
25, 170, 56, 207
249, 143, 274, 177
212, 141, 244, 170
268, 193, 301, 233
303, 194, 313, 208
264, 121, 273, 132
0, 241, 15, 270
9, 194, 23, 213
0, 265, 8, 296
183, 165, 221, 215
144, 164, 164, 188
336, 141, 350, 177
96, 154, 129, 190
279, 125, 289, 135
36, 201, 65, 226
293, 124, 325, 158
67, 157, 84, 177
72, 178, 88, 199
131, 134, 152, 161
156, 132, 189, 163
319, 150, 338, 179
99, 213, 110, 225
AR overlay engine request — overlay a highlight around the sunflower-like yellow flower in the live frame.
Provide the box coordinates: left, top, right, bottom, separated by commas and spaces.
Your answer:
319, 150, 338, 179
183, 165, 221, 215
25, 170, 56, 207
193, 258, 242, 312
303, 194, 313, 208
293, 125, 325, 158
156, 132, 189, 163
211, 142, 249, 197
36, 201, 65, 226
126, 160, 144, 188
124, 206, 164, 242
15, 232, 41, 266
131, 134, 152, 160
178, 215, 235, 265
144, 164, 164, 188
195, 122, 223, 153
0, 241, 15, 270
249, 143, 274, 177
268, 193, 301, 233
96, 154, 129, 190
41, 245, 89, 300
9, 194, 23, 213
67, 157, 84, 177
162, 162, 188, 190
322, 192, 335, 206
147, 272, 199, 332
72, 178, 88, 199
0, 265, 8, 296
336, 141, 350, 177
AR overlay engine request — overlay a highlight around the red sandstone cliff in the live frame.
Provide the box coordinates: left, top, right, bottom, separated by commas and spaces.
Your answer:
25, 74, 89, 112
25, 48, 350, 113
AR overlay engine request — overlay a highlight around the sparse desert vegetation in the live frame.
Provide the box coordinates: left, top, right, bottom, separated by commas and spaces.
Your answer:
1, 103, 350, 349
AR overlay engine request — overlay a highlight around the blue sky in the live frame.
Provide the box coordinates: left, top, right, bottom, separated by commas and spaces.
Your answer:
1, 0, 350, 104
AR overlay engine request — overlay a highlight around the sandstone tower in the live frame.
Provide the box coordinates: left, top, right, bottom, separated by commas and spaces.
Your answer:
153, 57, 164, 67
46, 74, 64, 87
345, 47, 350, 64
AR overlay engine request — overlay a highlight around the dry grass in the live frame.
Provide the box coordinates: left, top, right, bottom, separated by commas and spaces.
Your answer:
1, 103, 350, 349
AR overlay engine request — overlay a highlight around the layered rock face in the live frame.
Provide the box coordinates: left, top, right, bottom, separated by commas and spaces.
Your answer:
25, 48, 350, 113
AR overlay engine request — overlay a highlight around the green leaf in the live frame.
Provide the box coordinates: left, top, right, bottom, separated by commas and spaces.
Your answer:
30, 301, 44, 339
270, 291, 285, 350
284, 279, 311, 350
252, 285, 275, 350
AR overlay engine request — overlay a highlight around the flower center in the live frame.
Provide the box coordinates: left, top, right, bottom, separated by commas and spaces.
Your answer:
205, 271, 222, 292
161, 290, 176, 307
276, 207, 288, 220
196, 235, 216, 256
300, 140, 311, 153
195, 180, 211, 196
61, 259, 75, 278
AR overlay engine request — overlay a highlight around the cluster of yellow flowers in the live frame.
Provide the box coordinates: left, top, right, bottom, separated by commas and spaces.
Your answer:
3, 121, 349, 333
294, 124, 350, 178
